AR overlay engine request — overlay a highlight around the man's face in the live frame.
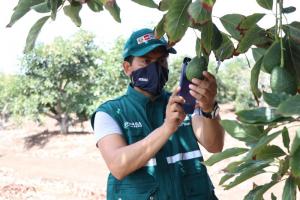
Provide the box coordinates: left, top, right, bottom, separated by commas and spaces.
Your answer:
124, 46, 169, 76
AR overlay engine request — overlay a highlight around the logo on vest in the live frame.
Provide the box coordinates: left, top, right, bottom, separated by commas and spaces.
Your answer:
124, 121, 143, 129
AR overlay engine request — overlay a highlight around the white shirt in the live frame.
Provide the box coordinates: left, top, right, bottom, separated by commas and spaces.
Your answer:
93, 111, 122, 142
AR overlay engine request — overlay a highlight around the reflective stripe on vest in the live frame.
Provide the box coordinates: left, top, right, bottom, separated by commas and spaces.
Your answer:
145, 150, 203, 167
166, 150, 202, 164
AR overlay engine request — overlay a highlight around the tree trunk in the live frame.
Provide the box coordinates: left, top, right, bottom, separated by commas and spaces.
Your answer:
60, 114, 69, 134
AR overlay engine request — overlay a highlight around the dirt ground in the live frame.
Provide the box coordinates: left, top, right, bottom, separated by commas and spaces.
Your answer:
0, 104, 297, 200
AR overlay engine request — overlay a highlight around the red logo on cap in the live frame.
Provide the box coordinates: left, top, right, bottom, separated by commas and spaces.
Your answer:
137, 33, 155, 44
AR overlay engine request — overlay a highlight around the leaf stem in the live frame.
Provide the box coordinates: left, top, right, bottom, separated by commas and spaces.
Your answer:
275, 0, 279, 41
279, 0, 284, 68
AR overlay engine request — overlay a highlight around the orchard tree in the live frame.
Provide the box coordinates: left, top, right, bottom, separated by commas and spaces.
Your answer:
21, 30, 102, 134
8, 0, 300, 198
0, 74, 23, 125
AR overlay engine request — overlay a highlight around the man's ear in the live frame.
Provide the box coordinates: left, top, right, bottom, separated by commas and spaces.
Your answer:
123, 61, 132, 76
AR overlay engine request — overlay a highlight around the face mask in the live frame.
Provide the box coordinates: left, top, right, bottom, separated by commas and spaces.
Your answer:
131, 62, 169, 96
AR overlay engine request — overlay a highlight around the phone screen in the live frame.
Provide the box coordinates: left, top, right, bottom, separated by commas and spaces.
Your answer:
179, 57, 196, 114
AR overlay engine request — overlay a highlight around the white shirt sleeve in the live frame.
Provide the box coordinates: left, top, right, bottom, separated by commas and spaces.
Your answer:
93, 111, 122, 142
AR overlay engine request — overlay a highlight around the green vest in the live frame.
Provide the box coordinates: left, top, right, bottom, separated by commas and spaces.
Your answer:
91, 85, 217, 200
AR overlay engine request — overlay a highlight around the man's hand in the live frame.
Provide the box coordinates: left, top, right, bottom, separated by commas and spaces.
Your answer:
188, 71, 217, 112
163, 87, 186, 133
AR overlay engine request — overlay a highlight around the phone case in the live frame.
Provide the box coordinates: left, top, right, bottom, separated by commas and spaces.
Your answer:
179, 57, 196, 114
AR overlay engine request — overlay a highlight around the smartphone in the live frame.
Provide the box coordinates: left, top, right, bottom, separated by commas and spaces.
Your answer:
179, 57, 196, 114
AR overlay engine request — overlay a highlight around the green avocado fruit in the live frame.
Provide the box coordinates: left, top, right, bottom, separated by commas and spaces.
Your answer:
186, 56, 208, 81
270, 67, 297, 95
262, 41, 281, 74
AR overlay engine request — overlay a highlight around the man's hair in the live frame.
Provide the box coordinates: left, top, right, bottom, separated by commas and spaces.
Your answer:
124, 56, 134, 64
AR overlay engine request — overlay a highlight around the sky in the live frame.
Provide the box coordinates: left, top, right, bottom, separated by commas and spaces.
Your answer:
0, 0, 299, 74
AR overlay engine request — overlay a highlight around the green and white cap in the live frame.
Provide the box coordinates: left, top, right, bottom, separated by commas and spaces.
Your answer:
123, 28, 176, 59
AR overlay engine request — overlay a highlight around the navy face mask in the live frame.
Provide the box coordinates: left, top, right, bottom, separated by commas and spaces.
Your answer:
131, 62, 169, 96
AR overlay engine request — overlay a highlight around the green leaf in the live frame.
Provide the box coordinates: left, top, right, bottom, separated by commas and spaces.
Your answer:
7, 0, 45, 27
256, 0, 273, 10
282, 6, 296, 14
250, 57, 263, 100
287, 22, 300, 45
158, 0, 170, 11
204, 147, 248, 166
103, 0, 121, 23
223, 161, 244, 172
252, 48, 266, 62
277, 95, 300, 116
165, 0, 191, 44
256, 145, 286, 160
131, 0, 158, 8
50, 0, 58, 20
281, 157, 290, 176
63, 4, 82, 26
282, 127, 290, 152
252, 26, 272, 48
87, 0, 103, 12
219, 173, 235, 185
213, 32, 234, 61
285, 37, 300, 89
31, 2, 51, 13
282, 177, 297, 200
291, 129, 300, 156
236, 25, 262, 54
237, 25, 271, 54
239, 13, 265, 30
220, 14, 245, 40
249, 130, 282, 158
290, 129, 300, 177
273, 157, 290, 180
201, 20, 213, 55
236, 107, 286, 124
263, 91, 291, 107
211, 23, 223, 50
221, 120, 263, 144
232, 160, 272, 174
155, 15, 166, 39
244, 181, 277, 200
224, 162, 269, 189
196, 38, 201, 57
188, 0, 211, 25
24, 16, 50, 53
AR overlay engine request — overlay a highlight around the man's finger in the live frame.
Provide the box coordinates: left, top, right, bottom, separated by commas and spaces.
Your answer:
169, 95, 185, 105
171, 86, 181, 97
203, 71, 215, 82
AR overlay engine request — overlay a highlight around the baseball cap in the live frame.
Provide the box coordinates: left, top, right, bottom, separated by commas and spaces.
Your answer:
122, 28, 177, 59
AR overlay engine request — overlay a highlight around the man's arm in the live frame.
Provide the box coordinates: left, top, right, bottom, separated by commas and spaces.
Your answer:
96, 87, 186, 180
191, 115, 224, 153
188, 71, 225, 153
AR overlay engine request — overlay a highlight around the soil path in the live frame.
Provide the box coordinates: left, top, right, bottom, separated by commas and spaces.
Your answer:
0, 105, 293, 199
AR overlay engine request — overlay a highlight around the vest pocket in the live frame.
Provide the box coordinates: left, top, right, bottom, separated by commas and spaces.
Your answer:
112, 182, 158, 200
182, 172, 211, 200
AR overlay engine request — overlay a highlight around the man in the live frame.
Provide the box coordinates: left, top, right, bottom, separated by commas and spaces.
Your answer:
91, 28, 225, 200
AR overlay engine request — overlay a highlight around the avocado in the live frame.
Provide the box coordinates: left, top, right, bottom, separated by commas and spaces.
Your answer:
262, 41, 281, 74
270, 67, 297, 95
185, 56, 208, 81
